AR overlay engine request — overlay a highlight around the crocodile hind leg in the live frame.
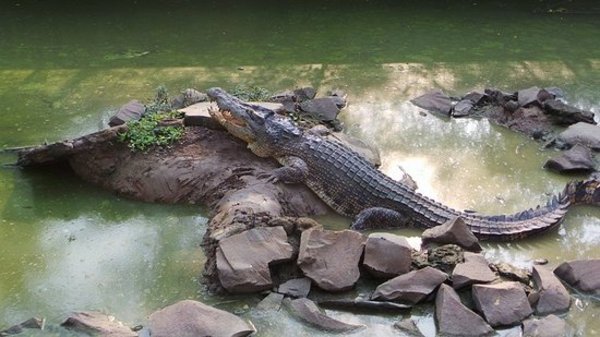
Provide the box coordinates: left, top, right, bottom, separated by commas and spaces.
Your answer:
257, 156, 309, 184
350, 207, 410, 230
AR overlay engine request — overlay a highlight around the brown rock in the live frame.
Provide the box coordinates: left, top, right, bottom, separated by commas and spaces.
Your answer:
491, 262, 531, 284
544, 144, 595, 173
554, 259, 600, 295
1, 317, 45, 335
148, 300, 255, 337
393, 318, 425, 337
371, 266, 448, 304
61, 311, 136, 337
299, 97, 341, 121
217, 226, 294, 293
256, 292, 285, 311
543, 98, 596, 125
531, 265, 571, 314
363, 233, 412, 278
284, 298, 365, 333
436, 284, 494, 337
522, 314, 571, 337
277, 277, 311, 298
410, 89, 453, 116
297, 228, 364, 292
108, 100, 145, 126
452, 252, 496, 289
421, 216, 482, 252
557, 122, 600, 150
518, 86, 543, 107
472, 282, 533, 327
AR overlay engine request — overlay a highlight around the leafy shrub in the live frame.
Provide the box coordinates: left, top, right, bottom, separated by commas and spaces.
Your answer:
118, 112, 184, 152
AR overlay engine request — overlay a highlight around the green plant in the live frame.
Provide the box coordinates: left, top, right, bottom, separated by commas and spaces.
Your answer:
230, 84, 271, 101
118, 112, 184, 152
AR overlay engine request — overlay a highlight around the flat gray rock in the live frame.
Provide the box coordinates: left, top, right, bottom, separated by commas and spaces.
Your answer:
543, 98, 595, 125
363, 232, 412, 278
284, 298, 365, 333
452, 252, 496, 289
393, 318, 425, 337
277, 277, 311, 298
297, 228, 365, 292
299, 97, 341, 121
421, 216, 482, 252
518, 86, 542, 107
371, 266, 448, 304
436, 284, 493, 337
410, 89, 453, 116
472, 282, 533, 327
531, 265, 571, 314
554, 259, 600, 295
256, 292, 285, 311
148, 300, 255, 337
544, 144, 595, 173
556, 122, 600, 150
108, 100, 145, 126
217, 226, 294, 293
522, 314, 571, 337
61, 311, 136, 337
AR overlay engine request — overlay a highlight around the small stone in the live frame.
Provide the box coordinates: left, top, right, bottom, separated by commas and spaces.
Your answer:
436, 284, 494, 337
299, 97, 341, 121
256, 292, 285, 311
108, 100, 145, 126
284, 298, 365, 333
148, 300, 255, 337
554, 259, 600, 295
544, 144, 595, 173
533, 258, 548, 265
297, 228, 365, 292
410, 89, 453, 116
522, 314, 571, 337
393, 318, 425, 337
277, 278, 311, 298
293, 87, 317, 102
363, 233, 412, 278
422, 216, 482, 252
371, 266, 448, 304
1, 317, 45, 335
61, 311, 136, 337
452, 252, 497, 289
518, 86, 542, 107
532, 265, 571, 314
491, 262, 531, 284
472, 282, 533, 327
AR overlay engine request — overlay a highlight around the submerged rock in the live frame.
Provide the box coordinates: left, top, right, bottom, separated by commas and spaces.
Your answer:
522, 314, 572, 337
393, 318, 425, 337
452, 252, 497, 289
61, 311, 136, 337
472, 282, 533, 327
284, 298, 365, 333
553, 259, 600, 295
491, 262, 531, 284
108, 100, 145, 126
410, 89, 453, 116
362, 232, 412, 278
544, 144, 595, 173
256, 292, 285, 311
216, 226, 294, 293
556, 122, 600, 150
148, 300, 255, 337
297, 228, 364, 292
371, 266, 448, 304
277, 277, 311, 298
421, 216, 482, 252
435, 284, 493, 337
1, 317, 45, 336
531, 265, 571, 314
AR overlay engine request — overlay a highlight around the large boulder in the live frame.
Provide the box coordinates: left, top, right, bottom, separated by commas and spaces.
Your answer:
556, 122, 600, 150
452, 252, 496, 289
371, 266, 448, 304
522, 314, 571, 337
472, 282, 533, 327
297, 228, 365, 292
299, 97, 341, 122
553, 259, 600, 294
517, 86, 544, 107
216, 226, 294, 293
421, 216, 482, 252
531, 265, 571, 314
435, 284, 493, 337
543, 99, 595, 125
148, 300, 255, 337
543, 144, 595, 173
362, 233, 412, 278
61, 311, 137, 337
410, 89, 453, 116
284, 298, 365, 333
108, 100, 145, 126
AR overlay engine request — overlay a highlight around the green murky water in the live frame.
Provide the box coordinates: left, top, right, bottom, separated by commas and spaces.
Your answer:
1, 0, 599, 335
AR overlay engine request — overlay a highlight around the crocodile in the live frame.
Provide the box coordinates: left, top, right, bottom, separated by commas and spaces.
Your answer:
207, 87, 600, 240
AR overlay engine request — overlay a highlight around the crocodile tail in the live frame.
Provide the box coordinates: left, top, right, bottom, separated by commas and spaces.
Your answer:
563, 172, 600, 206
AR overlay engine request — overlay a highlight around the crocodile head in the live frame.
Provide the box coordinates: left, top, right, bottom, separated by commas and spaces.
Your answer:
207, 87, 302, 157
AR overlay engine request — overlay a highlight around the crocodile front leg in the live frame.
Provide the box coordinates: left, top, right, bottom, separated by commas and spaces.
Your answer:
350, 207, 410, 230
258, 156, 309, 184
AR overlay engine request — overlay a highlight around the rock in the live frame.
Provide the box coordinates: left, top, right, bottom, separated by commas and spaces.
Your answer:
452, 252, 497, 289
531, 265, 571, 314
61, 311, 136, 337
299, 97, 341, 122
426, 244, 465, 272
518, 86, 543, 107
544, 144, 595, 173
421, 216, 482, 252
293, 87, 317, 102
297, 228, 365, 292
329, 89, 347, 100
256, 292, 285, 311
284, 298, 365, 332
362, 232, 412, 278
277, 277, 311, 298
170, 88, 208, 109
491, 262, 531, 284
1, 317, 45, 335
436, 284, 494, 337
393, 318, 425, 337
556, 122, 600, 150
553, 259, 600, 294
543, 99, 595, 125
180, 101, 223, 129
410, 89, 453, 116
318, 299, 411, 312
216, 226, 294, 293
108, 100, 145, 126
148, 300, 255, 337
544, 87, 565, 99
452, 98, 476, 117
371, 266, 448, 304
522, 314, 571, 337
485, 88, 517, 105
472, 282, 533, 327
